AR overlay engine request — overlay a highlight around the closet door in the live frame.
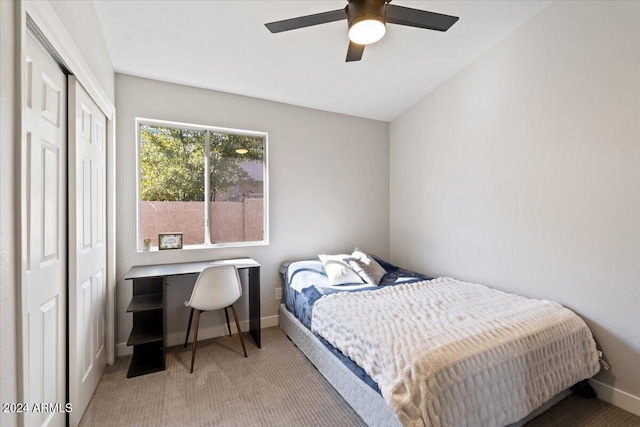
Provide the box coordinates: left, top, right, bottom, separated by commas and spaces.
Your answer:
23, 30, 67, 427
68, 76, 108, 427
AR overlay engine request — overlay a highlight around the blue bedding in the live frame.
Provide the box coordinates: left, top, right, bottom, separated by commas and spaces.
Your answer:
281, 256, 431, 393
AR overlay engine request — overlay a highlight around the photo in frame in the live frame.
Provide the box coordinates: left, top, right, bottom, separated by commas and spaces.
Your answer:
158, 233, 183, 250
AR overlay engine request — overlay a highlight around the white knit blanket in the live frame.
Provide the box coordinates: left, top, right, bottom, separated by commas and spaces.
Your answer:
311, 277, 600, 427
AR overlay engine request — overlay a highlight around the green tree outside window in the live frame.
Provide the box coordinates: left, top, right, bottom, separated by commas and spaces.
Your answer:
139, 126, 264, 202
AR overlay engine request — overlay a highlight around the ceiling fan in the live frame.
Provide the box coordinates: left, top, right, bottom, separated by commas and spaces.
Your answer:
265, 0, 459, 62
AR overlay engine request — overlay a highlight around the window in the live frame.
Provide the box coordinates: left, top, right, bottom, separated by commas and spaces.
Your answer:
137, 119, 267, 249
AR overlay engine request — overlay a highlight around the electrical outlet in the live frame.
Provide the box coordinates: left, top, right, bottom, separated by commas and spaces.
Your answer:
275, 287, 282, 300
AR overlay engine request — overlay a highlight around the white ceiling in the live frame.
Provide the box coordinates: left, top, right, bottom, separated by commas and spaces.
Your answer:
93, 0, 550, 121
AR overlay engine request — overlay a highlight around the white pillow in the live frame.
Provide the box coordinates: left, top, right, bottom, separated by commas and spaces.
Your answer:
318, 254, 364, 285
347, 249, 387, 285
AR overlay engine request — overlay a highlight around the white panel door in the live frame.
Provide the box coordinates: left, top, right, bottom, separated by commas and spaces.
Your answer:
23, 31, 67, 427
68, 76, 107, 427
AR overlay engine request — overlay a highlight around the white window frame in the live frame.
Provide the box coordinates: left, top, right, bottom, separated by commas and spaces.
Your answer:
135, 117, 269, 250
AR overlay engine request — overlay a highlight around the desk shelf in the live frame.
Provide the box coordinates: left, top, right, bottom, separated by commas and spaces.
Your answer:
125, 276, 166, 378
127, 323, 163, 346
127, 294, 163, 313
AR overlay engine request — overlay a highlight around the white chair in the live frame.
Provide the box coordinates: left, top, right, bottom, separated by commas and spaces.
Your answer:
183, 265, 247, 373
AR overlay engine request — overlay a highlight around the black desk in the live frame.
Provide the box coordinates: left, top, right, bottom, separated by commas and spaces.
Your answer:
123, 258, 261, 378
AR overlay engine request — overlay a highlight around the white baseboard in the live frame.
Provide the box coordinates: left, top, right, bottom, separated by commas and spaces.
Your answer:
589, 379, 640, 417
116, 314, 279, 357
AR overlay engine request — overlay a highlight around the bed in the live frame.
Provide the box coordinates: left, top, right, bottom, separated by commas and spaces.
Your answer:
278, 256, 600, 427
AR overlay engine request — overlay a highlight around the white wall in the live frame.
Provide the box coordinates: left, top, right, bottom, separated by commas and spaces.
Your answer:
1, 2, 18, 426
115, 74, 390, 349
0, 2, 114, 424
390, 0, 640, 402
48, 0, 115, 101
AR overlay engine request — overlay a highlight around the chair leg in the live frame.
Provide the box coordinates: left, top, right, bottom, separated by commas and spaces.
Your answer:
230, 305, 247, 358
190, 310, 202, 373
184, 307, 194, 348
224, 307, 232, 337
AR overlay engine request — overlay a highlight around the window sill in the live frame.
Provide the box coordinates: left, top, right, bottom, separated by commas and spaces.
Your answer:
137, 240, 268, 253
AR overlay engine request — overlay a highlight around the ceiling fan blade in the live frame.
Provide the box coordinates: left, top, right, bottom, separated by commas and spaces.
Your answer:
346, 41, 365, 62
386, 4, 459, 32
265, 9, 346, 33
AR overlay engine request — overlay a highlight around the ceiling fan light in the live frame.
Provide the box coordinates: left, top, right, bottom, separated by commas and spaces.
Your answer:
348, 16, 386, 45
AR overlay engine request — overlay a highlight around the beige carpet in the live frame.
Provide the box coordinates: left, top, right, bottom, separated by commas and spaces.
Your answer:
526, 394, 640, 427
80, 327, 640, 427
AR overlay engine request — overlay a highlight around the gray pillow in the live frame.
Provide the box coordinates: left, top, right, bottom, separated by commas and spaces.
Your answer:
347, 249, 386, 285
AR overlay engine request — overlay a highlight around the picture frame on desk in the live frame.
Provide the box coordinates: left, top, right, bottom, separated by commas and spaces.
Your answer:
158, 233, 183, 250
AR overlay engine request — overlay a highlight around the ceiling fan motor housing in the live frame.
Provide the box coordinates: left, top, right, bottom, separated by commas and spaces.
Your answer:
346, 0, 387, 29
